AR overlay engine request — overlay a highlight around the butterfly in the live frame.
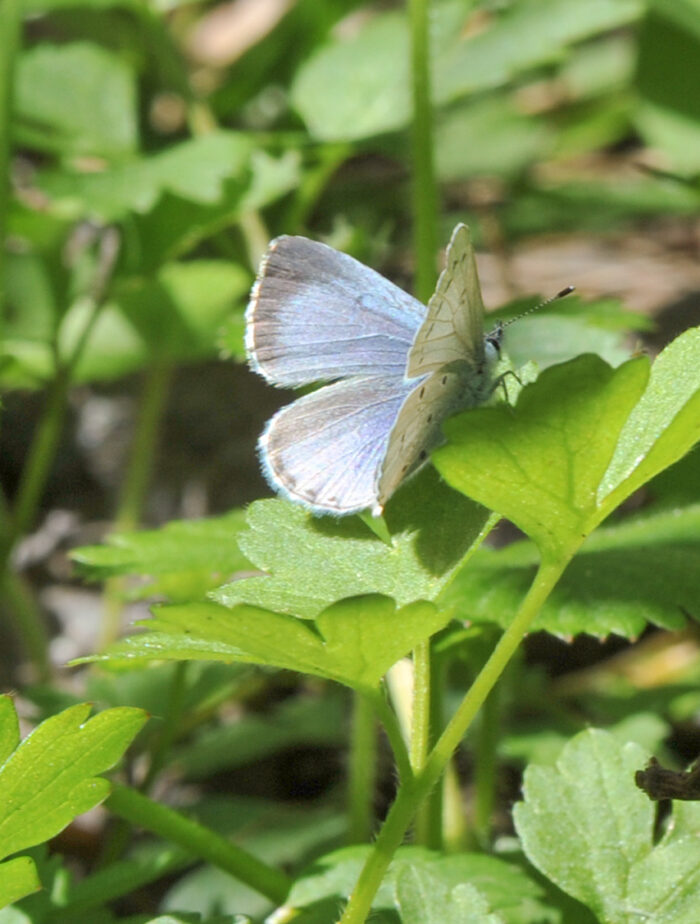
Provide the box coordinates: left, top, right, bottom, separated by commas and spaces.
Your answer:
245, 223, 505, 517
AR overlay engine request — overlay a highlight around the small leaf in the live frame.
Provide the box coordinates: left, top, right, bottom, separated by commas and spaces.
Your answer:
85, 596, 449, 693
434, 354, 650, 561
292, 0, 642, 141
393, 866, 503, 924
0, 856, 41, 909
38, 131, 255, 221
72, 509, 251, 600
14, 42, 137, 156
0, 699, 147, 862
287, 845, 555, 922
515, 729, 700, 923
599, 325, 700, 503
215, 467, 492, 618
441, 504, 700, 638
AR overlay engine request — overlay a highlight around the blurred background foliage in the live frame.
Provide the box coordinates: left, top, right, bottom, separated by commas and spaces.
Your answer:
1, 0, 700, 918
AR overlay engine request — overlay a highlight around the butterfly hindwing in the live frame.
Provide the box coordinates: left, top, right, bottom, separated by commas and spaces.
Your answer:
246, 235, 426, 387
261, 375, 415, 515
376, 364, 492, 513
406, 223, 486, 378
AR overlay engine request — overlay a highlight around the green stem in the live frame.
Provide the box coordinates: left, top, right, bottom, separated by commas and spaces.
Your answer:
119, 360, 172, 533
283, 143, 351, 232
409, 0, 438, 303
338, 557, 567, 924
141, 662, 189, 794
106, 784, 292, 905
2, 369, 71, 561
410, 639, 431, 845
369, 686, 412, 784
100, 359, 172, 649
473, 671, 503, 847
347, 692, 377, 844
0, 0, 21, 332
1, 571, 51, 681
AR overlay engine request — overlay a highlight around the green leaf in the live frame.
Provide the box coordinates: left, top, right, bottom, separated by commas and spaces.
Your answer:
85, 595, 449, 693
120, 150, 300, 272
292, 0, 642, 141
433, 353, 650, 561
515, 728, 700, 923
435, 96, 551, 181
0, 856, 41, 909
14, 42, 137, 157
635, 1, 700, 172
503, 313, 633, 371
287, 845, 556, 923
599, 325, 700, 503
0, 698, 146, 862
441, 504, 700, 639
5, 260, 250, 386
72, 509, 251, 600
215, 467, 492, 618
38, 131, 260, 221
393, 866, 503, 924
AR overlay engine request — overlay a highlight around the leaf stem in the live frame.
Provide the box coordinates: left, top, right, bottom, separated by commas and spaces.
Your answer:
338, 557, 567, 924
99, 358, 172, 649
0, 0, 20, 334
106, 783, 292, 905
347, 691, 377, 844
409, 0, 438, 303
368, 686, 412, 784
409, 638, 431, 845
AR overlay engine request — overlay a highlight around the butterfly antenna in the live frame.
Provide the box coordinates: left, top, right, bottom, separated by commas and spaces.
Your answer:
500, 285, 575, 329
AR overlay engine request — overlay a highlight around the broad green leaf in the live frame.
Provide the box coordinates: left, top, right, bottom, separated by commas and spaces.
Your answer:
215, 467, 492, 618
119, 150, 300, 272
635, 1, 700, 172
515, 729, 700, 923
14, 42, 137, 157
38, 132, 261, 222
503, 314, 633, 371
441, 504, 700, 639
433, 354, 650, 561
599, 325, 700, 503
292, 0, 642, 141
435, 97, 551, 181
85, 596, 449, 693
393, 866, 503, 924
73, 509, 251, 601
0, 856, 41, 909
0, 699, 146, 862
287, 845, 556, 923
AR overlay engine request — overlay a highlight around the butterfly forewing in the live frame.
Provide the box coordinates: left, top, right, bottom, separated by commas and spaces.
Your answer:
406, 224, 486, 378
261, 375, 415, 515
246, 236, 426, 387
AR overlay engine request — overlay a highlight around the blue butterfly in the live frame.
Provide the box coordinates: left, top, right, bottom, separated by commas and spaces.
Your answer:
246, 224, 504, 516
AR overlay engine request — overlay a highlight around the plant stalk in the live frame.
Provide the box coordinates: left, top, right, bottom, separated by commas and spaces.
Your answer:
107, 783, 292, 905
347, 691, 377, 844
409, 0, 438, 303
338, 557, 567, 924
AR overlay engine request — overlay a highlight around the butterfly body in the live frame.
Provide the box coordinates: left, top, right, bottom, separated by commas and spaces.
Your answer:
246, 224, 502, 516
